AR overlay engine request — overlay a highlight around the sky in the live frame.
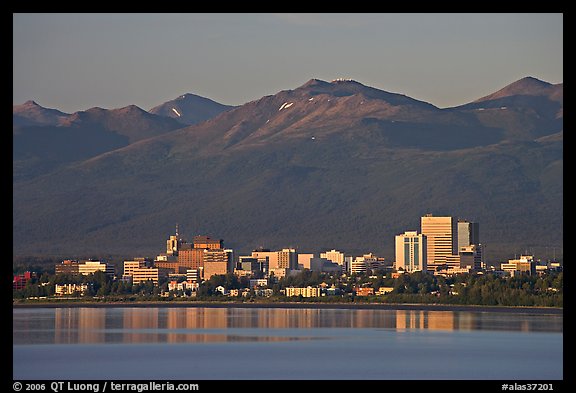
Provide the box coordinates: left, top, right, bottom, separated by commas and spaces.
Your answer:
13, 13, 563, 114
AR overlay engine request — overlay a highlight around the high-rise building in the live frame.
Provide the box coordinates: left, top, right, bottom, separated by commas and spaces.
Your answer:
457, 220, 483, 268
421, 214, 457, 272
277, 248, 297, 270
178, 247, 205, 270
251, 249, 276, 274
395, 231, 427, 273
459, 245, 482, 270
166, 235, 179, 255
193, 236, 223, 250
297, 254, 314, 270
350, 253, 379, 274
250, 248, 297, 273
320, 249, 345, 265
457, 220, 480, 249
203, 249, 233, 280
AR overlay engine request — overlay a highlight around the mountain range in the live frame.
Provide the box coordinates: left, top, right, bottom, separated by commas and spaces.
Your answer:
13, 76, 563, 262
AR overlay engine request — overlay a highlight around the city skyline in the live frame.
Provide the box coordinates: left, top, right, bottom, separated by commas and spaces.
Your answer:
13, 13, 562, 113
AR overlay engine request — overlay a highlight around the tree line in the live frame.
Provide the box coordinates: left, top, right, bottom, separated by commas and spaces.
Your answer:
13, 268, 563, 308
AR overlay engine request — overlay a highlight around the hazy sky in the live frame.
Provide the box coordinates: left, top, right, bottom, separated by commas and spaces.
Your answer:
13, 13, 563, 113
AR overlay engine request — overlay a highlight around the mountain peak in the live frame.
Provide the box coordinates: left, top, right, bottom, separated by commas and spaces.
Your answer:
149, 93, 234, 126
295, 78, 436, 109
301, 79, 330, 88
13, 100, 69, 127
474, 76, 556, 103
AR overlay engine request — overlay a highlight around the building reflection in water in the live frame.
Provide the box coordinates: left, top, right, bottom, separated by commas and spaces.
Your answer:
396, 310, 455, 331
42, 307, 563, 345
54, 307, 106, 343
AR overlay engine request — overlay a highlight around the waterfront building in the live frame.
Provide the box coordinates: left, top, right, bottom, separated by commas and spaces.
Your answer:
377, 287, 394, 295
285, 286, 321, 297
354, 287, 375, 296
395, 231, 427, 273
13, 272, 34, 290
54, 283, 89, 296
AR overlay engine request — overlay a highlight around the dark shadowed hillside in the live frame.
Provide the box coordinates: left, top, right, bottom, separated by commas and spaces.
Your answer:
13, 77, 563, 262
13, 105, 185, 180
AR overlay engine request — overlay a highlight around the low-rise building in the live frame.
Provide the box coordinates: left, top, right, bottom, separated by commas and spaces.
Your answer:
123, 258, 149, 279
54, 283, 90, 296
215, 285, 228, 295
13, 272, 35, 290
249, 278, 268, 288
501, 255, 535, 276
285, 286, 321, 298
55, 260, 80, 275
354, 287, 375, 296
79, 260, 115, 276
132, 267, 168, 285
377, 287, 394, 295
168, 280, 198, 292
309, 257, 342, 273
229, 289, 240, 297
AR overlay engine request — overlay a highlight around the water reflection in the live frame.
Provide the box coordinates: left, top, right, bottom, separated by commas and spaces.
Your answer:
13, 307, 562, 345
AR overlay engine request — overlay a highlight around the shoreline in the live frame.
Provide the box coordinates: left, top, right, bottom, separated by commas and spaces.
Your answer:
12, 301, 563, 314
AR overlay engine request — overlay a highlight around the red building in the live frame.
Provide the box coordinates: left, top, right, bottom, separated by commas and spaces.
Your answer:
354, 287, 375, 297
13, 272, 33, 290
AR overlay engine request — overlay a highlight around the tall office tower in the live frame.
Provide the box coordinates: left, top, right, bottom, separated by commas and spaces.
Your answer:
457, 220, 483, 268
457, 220, 480, 249
421, 214, 457, 271
203, 249, 232, 280
277, 248, 297, 270
395, 231, 427, 273
166, 224, 181, 255
178, 246, 205, 270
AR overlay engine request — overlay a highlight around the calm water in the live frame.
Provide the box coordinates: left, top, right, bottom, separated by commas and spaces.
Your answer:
13, 307, 562, 380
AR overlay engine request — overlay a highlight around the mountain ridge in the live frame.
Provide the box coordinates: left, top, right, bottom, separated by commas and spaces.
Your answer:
13, 76, 563, 261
